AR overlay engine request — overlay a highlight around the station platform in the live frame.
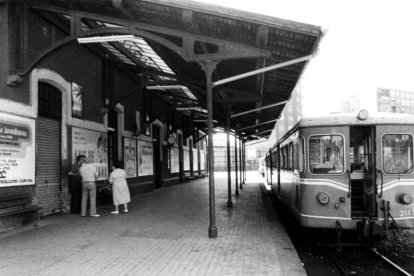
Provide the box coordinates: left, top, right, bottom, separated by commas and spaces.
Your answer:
0, 172, 305, 276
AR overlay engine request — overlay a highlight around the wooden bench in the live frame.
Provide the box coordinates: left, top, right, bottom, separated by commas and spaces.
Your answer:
0, 193, 40, 222
184, 172, 194, 181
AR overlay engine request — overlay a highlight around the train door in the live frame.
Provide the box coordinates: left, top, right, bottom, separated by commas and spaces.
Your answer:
350, 126, 377, 217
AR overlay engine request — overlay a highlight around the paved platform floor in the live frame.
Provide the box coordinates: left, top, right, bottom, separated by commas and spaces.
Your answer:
0, 172, 305, 276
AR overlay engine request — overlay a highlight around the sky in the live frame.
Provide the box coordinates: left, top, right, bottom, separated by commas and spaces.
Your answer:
194, 0, 414, 116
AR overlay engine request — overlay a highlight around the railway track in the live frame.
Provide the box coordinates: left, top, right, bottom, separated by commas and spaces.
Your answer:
319, 242, 412, 276
260, 183, 414, 276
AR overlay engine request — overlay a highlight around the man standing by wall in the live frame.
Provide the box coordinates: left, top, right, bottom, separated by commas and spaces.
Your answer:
79, 158, 100, 217
68, 155, 86, 214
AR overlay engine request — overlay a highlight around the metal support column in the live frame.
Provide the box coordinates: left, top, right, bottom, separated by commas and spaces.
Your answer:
226, 109, 233, 208
239, 138, 243, 189
234, 132, 239, 196
243, 140, 246, 184
201, 61, 218, 238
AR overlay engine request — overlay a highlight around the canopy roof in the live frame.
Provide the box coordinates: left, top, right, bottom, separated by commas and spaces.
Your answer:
29, 0, 323, 141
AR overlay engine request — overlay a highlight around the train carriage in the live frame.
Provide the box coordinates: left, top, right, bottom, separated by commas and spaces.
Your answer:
266, 110, 414, 234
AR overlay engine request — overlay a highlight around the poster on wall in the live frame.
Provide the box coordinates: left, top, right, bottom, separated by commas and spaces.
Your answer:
170, 147, 179, 173
124, 137, 137, 178
72, 127, 108, 180
138, 140, 153, 176
0, 113, 35, 187
71, 82, 83, 117
193, 150, 198, 171
200, 150, 206, 170
184, 148, 190, 171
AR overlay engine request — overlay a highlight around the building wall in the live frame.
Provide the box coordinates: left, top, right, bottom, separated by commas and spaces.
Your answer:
275, 86, 302, 142
377, 87, 414, 114
0, 3, 206, 231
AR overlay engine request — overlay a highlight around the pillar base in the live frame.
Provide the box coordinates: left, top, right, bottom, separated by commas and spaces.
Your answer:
235, 190, 240, 196
239, 184, 243, 189
208, 226, 218, 238
227, 200, 233, 208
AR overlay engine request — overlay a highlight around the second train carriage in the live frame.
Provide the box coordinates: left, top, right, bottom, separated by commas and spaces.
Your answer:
265, 110, 414, 233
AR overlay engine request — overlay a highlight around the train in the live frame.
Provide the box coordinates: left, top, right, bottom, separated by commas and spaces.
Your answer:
264, 110, 414, 236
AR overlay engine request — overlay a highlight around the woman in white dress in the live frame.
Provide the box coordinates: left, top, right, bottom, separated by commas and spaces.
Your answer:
108, 163, 131, 214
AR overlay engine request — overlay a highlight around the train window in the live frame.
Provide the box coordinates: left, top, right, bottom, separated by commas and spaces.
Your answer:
273, 151, 278, 168
299, 137, 305, 173
284, 145, 289, 170
279, 150, 283, 170
382, 134, 413, 174
289, 143, 293, 171
309, 135, 344, 174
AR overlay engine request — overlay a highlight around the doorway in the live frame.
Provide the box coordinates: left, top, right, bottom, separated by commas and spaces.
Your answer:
350, 126, 377, 217
36, 82, 62, 216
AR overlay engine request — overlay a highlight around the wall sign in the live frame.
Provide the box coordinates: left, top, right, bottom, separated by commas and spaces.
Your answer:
138, 140, 153, 176
71, 82, 83, 117
72, 127, 108, 180
184, 148, 190, 171
0, 113, 35, 186
170, 147, 179, 173
193, 150, 198, 171
124, 137, 137, 178
200, 150, 206, 170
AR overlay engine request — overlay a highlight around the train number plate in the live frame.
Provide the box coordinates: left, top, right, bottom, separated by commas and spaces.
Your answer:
399, 209, 414, 217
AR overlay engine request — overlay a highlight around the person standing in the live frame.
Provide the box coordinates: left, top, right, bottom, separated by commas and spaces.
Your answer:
79, 158, 100, 217
108, 162, 131, 214
68, 155, 86, 214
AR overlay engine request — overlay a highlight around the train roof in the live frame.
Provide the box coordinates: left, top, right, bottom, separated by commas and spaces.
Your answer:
297, 111, 414, 128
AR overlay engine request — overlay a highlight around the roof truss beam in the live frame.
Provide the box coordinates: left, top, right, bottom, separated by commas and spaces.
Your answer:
231, 100, 288, 118
213, 54, 314, 87
29, 5, 271, 62
238, 119, 278, 131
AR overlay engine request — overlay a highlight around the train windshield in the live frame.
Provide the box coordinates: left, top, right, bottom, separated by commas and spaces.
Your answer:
382, 134, 413, 174
309, 135, 344, 174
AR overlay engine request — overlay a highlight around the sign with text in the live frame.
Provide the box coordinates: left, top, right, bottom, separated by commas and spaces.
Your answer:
200, 150, 206, 170
184, 148, 190, 171
124, 137, 137, 178
138, 140, 153, 176
193, 150, 198, 171
72, 127, 108, 180
0, 113, 35, 186
171, 147, 179, 173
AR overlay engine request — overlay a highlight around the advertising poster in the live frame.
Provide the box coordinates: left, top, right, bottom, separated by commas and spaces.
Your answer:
184, 148, 190, 171
71, 82, 83, 117
200, 150, 206, 170
124, 137, 137, 178
72, 127, 108, 180
193, 150, 198, 171
138, 140, 153, 176
170, 147, 179, 173
0, 113, 35, 187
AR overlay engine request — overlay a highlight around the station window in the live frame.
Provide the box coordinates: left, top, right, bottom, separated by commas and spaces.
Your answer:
309, 135, 344, 174
382, 134, 413, 174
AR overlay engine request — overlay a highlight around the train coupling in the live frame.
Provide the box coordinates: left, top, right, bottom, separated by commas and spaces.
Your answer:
357, 219, 385, 238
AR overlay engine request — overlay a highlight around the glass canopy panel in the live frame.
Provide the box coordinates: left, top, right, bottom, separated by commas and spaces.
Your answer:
122, 37, 175, 75
100, 42, 136, 65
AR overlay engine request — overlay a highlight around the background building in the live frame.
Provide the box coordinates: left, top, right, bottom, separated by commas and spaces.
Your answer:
377, 88, 414, 114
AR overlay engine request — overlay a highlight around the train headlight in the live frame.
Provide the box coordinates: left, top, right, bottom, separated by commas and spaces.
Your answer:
316, 192, 330, 205
400, 193, 414, 205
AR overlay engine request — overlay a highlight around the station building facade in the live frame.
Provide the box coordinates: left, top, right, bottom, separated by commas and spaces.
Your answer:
0, 3, 207, 231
